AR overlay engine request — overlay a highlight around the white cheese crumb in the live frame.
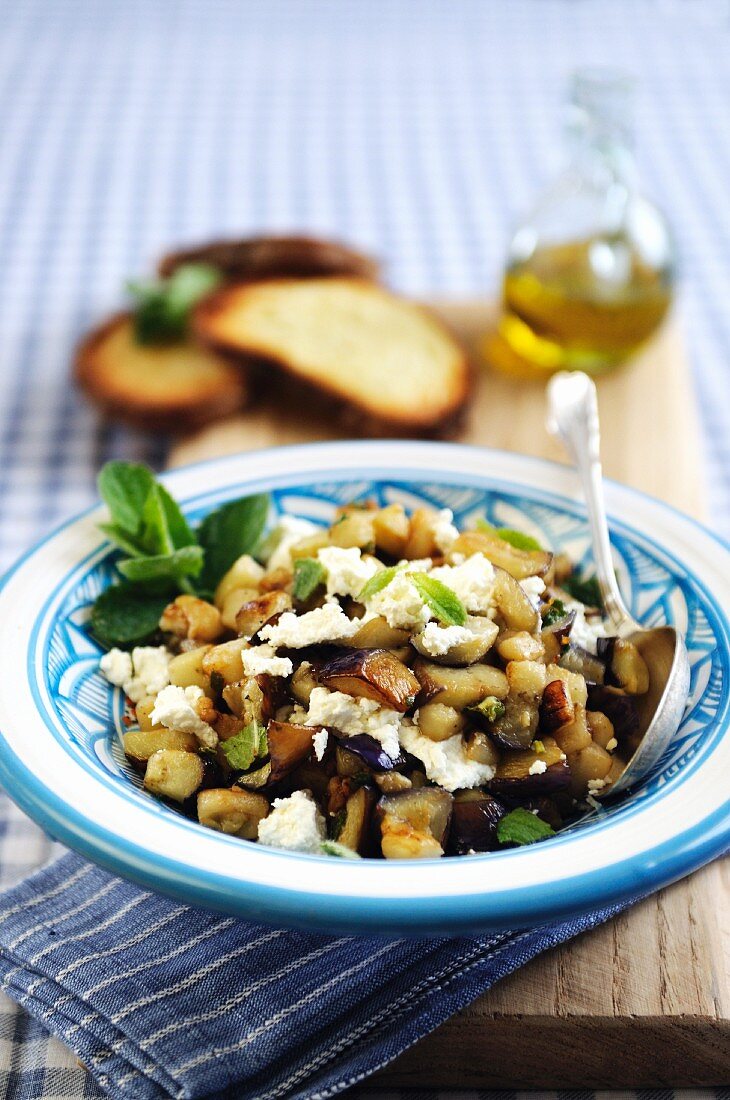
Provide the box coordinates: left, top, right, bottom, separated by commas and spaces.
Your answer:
606, 737, 618, 752
430, 553, 496, 614
528, 759, 548, 775
261, 516, 317, 572
317, 546, 378, 599
100, 646, 171, 704
398, 723, 495, 791
240, 645, 293, 678
257, 790, 326, 853
365, 570, 432, 631
311, 726, 329, 761
587, 777, 609, 793
432, 508, 459, 553
303, 686, 402, 760
416, 622, 472, 656
563, 599, 608, 653
258, 600, 362, 648
519, 575, 546, 609
150, 684, 218, 749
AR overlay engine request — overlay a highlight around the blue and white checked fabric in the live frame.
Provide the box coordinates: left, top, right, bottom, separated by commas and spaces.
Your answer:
0, 0, 729, 1096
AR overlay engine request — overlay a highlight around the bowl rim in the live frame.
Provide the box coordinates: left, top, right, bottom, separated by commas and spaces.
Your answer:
0, 439, 728, 934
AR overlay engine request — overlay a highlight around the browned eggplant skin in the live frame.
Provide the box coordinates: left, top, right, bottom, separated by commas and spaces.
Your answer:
489, 759, 571, 799
448, 795, 508, 855
316, 648, 419, 711
540, 679, 575, 733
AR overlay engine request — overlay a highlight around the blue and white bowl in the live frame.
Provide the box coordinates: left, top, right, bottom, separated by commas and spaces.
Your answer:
0, 441, 727, 934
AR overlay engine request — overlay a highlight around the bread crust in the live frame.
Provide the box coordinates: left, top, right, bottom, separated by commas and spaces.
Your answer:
158, 234, 380, 284
74, 311, 249, 433
194, 279, 473, 439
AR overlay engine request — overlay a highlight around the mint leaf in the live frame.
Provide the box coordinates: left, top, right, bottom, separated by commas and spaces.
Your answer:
468, 695, 506, 723
358, 564, 405, 602
220, 720, 268, 772
117, 545, 204, 584
197, 494, 270, 592
129, 263, 221, 345
541, 598, 567, 629
476, 519, 543, 552
98, 462, 155, 539
497, 807, 556, 846
91, 583, 169, 649
409, 572, 467, 626
139, 482, 196, 558
320, 841, 361, 859
98, 522, 147, 558
562, 573, 603, 609
293, 557, 326, 601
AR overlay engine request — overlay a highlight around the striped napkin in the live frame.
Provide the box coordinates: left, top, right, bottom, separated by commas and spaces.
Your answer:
0, 850, 635, 1100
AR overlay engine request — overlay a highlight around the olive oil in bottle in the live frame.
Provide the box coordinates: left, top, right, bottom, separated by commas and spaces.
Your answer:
488, 70, 676, 377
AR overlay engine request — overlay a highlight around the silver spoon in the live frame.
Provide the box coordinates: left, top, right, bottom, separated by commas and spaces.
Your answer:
546, 370, 690, 797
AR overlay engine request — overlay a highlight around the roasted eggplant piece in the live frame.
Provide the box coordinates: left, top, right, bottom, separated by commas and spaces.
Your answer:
493, 567, 540, 632
539, 678, 575, 734
124, 728, 197, 772
540, 605, 576, 661
413, 658, 509, 708
334, 785, 377, 855
489, 737, 570, 798
597, 637, 650, 695
586, 683, 640, 741
488, 660, 547, 750
316, 648, 419, 711
376, 787, 453, 859
416, 702, 465, 743
266, 720, 315, 783
222, 673, 283, 724
236, 760, 273, 790
558, 642, 607, 684
197, 788, 270, 837
338, 734, 406, 772
348, 615, 410, 650
448, 791, 508, 855
144, 749, 205, 803
450, 531, 553, 580
412, 617, 498, 666
551, 703, 593, 755
235, 590, 292, 639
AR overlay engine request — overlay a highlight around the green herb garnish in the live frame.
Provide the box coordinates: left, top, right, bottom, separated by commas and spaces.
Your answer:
468, 695, 506, 723
128, 263, 221, 344
562, 573, 603, 609
292, 558, 327, 601
476, 519, 543, 552
220, 720, 268, 772
409, 573, 467, 626
541, 598, 567, 629
320, 840, 361, 859
92, 461, 270, 649
497, 807, 556, 847
531, 739, 545, 754
357, 563, 405, 602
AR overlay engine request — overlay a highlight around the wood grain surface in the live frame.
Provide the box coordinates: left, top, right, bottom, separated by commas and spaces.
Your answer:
170, 301, 729, 1088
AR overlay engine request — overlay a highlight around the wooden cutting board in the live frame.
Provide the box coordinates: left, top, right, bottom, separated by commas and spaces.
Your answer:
170, 301, 729, 1088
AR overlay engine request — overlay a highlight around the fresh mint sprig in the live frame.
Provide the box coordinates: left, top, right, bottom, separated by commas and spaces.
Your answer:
128, 263, 221, 345
497, 807, 556, 847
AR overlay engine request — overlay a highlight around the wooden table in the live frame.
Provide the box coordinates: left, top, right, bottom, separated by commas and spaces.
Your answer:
171, 301, 730, 1088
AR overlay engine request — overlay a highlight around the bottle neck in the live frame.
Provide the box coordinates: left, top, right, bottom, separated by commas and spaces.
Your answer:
566, 70, 637, 190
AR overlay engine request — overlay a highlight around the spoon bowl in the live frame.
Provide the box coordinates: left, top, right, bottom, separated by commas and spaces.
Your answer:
547, 370, 691, 796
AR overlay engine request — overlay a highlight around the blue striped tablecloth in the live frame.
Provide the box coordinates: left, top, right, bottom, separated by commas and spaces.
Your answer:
0, 1, 728, 1096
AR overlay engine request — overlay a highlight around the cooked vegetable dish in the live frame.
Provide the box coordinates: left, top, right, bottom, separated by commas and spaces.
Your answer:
96, 463, 650, 859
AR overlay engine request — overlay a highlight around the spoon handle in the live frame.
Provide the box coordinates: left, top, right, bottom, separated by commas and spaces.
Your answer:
546, 371, 632, 630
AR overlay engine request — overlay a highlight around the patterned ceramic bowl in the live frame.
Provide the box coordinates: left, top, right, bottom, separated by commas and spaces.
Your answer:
0, 442, 727, 934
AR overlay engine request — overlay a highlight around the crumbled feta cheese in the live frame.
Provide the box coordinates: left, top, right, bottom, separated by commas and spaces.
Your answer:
563, 600, 608, 653
398, 723, 496, 791
311, 726, 329, 761
587, 777, 609, 794
261, 516, 317, 572
240, 645, 293, 678
432, 508, 459, 553
317, 546, 378, 599
100, 645, 171, 704
257, 790, 326, 853
430, 553, 495, 613
303, 686, 402, 760
520, 575, 546, 609
416, 622, 472, 656
258, 600, 362, 648
606, 737, 618, 752
366, 570, 432, 631
528, 759, 548, 775
150, 685, 218, 749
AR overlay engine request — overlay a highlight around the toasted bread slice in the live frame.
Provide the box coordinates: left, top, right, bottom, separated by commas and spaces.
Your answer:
195, 279, 471, 437
159, 234, 379, 284
75, 312, 248, 433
